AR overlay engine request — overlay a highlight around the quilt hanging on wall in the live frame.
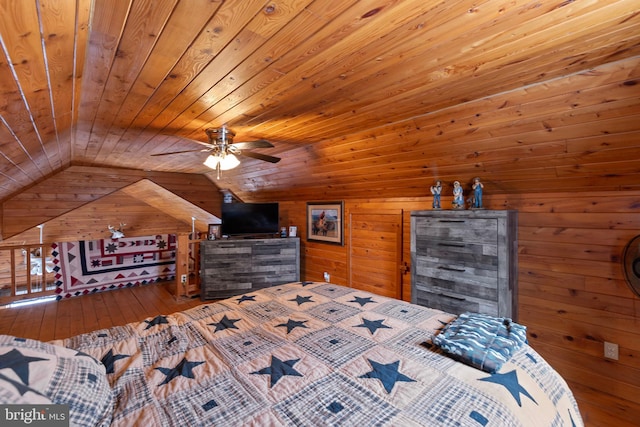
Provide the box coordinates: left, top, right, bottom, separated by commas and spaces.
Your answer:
52, 234, 176, 299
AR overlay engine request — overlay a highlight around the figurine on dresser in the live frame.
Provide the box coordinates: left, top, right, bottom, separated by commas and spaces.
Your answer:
472, 176, 484, 209
430, 180, 442, 209
452, 180, 464, 209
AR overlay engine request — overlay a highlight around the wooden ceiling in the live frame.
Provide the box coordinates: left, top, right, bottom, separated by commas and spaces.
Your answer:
0, 0, 639, 202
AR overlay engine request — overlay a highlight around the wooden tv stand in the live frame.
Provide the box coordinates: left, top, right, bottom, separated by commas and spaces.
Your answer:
200, 237, 300, 300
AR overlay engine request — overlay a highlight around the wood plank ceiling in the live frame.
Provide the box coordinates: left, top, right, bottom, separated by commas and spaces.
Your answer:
0, 0, 638, 202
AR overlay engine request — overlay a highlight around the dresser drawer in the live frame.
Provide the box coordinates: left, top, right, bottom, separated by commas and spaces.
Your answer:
413, 217, 498, 244
412, 285, 498, 315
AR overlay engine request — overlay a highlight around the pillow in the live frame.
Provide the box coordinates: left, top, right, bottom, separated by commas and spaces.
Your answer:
431, 312, 527, 373
0, 335, 113, 427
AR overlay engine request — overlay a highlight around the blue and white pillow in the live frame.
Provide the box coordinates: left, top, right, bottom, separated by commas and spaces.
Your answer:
432, 312, 527, 373
0, 335, 113, 427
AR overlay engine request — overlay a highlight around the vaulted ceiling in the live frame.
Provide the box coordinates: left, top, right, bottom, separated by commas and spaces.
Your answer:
0, 0, 639, 203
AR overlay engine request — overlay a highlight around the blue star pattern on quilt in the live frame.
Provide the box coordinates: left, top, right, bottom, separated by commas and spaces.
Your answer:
251, 355, 303, 388
155, 358, 204, 385
209, 315, 241, 332
144, 315, 169, 330
50, 281, 583, 426
355, 318, 391, 335
479, 369, 537, 407
289, 295, 314, 305
359, 359, 415, 393
275, 319, 309, 334
0, 372, 38, 396
0, 348, 48, 384
101, 349, 129, 374
236, 294, 256, 303
349, 296, 377, 307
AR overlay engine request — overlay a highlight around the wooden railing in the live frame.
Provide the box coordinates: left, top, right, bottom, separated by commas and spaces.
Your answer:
0, 243, 58, 305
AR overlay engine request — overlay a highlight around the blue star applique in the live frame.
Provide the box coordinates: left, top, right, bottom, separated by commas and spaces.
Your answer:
349, 296, 376, 307
0, 348, 48, 384
355, 318, 391, 335
155, 358, 204, 385
479, 369, 537, 407
101, 349, 129, 374
0, 372, 37, 396
209, 315, 241, 332
289, 295, 314, 306
143, 315, 169, 330
275, 319, 309, 334
359, 359, 415, 393
236, 295, 257, 304
251, 356, 303, 388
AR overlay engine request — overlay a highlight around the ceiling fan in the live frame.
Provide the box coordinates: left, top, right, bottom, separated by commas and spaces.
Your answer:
152, 126, 280, 179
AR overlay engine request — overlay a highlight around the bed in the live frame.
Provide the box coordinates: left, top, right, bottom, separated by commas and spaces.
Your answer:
1, 281, 582, 426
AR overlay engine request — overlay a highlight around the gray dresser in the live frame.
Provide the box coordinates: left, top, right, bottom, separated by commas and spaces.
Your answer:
410, 210, 517, 319
200, 237, 300, 300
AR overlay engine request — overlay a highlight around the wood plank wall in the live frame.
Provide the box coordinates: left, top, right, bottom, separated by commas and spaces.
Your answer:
0, 166, 223, 242
0, 166, 637, 424
277, 192, 640, 426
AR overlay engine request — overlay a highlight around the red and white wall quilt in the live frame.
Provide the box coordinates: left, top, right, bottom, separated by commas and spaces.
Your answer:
52, 234, 176, 299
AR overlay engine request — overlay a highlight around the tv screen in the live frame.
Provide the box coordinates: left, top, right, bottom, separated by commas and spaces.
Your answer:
221, 203, 279, 236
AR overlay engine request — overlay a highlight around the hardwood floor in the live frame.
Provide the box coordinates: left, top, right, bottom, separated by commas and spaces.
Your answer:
0, 281, 205, 341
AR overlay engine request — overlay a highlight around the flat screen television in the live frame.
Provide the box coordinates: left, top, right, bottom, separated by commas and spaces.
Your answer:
221, 202, 279, 236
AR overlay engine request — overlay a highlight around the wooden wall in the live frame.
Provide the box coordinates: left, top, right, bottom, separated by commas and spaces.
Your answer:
0, 165, 637, 424
276, 191, 640, 426
0, 166, 223, 242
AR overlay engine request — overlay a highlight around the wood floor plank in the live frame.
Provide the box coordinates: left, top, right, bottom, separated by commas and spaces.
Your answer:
38, 300, 58, 341
1, 282, 204, 341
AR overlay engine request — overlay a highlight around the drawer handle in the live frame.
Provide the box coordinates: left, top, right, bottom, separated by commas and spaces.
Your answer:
438, 220, 465, 223
438, 266, 466, 272
437, 242, 465, 248
438, 293, 466, 301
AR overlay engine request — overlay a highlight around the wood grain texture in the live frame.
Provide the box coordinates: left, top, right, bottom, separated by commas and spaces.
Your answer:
200, 237, 300, 299
0, 0, 638, 205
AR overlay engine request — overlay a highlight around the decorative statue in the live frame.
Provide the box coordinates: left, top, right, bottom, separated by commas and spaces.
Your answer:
472, 177, 484, 209
108, 223, 126, 239
430, 180, 442, 209
452, 181, 464, 209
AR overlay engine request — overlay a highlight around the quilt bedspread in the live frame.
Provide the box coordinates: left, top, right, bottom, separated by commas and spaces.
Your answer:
53, 281, 582, 426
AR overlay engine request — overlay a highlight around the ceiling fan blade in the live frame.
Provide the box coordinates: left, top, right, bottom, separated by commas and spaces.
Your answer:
150, 148, 208, 156
239, 151, 281, 163
231, 140, 274, 149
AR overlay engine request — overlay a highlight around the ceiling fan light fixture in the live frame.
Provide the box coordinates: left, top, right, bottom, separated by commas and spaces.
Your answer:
203, 153, 240, 171
219, 153, 240, 170
203, 154, 220, 169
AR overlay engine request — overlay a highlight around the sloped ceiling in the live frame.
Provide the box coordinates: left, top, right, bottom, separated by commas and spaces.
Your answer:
0, 0, 638, 202
2, 179, 219, 244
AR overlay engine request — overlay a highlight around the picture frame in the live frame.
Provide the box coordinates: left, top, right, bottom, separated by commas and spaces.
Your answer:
208, 224, 221, 240
306, 201, 344, 245
288, 226, 297, 237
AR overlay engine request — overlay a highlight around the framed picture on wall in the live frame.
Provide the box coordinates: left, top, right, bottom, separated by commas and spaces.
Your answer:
208, 224, 220, 240
306, 201, 343, 245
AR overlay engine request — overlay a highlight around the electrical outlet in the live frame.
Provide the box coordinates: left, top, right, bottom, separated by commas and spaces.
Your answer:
181, 274, 187, 284
323, 272, 330, 282
604, 341, 619, 360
